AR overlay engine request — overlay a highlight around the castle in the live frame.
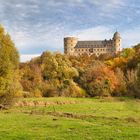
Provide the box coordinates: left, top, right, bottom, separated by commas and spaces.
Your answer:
64, 32, 121, 56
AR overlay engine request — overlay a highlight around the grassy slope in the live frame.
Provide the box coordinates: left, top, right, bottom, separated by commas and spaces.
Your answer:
0, 97, 140, 140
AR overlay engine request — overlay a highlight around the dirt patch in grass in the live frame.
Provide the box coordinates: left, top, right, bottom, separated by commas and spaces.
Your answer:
23, 110, 140, 124
125, 117, 138, 123
48, 112, 140, 124
14, 100, 80, 107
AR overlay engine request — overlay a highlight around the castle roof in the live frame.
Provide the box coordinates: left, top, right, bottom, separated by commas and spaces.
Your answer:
75, 40, 113, 48
113, 31, 120, 38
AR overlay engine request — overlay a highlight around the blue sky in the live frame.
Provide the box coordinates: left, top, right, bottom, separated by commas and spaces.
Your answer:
0, 0, 140, 61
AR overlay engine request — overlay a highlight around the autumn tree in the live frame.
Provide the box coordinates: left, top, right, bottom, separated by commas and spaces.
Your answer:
0, 25, 21, 108
113, 68, 127, 96
135, 64, 140, 98
40, 52, 83, 97
79, 61, 118, 97
125, 69, 137, 97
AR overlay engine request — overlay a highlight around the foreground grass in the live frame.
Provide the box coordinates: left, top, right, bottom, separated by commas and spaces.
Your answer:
0, 97, 140, 140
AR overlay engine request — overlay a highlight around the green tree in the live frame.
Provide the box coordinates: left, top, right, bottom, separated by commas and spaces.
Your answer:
121, 48, 135, 58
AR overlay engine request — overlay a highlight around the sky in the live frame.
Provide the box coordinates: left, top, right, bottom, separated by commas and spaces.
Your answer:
0, 0, 140, 62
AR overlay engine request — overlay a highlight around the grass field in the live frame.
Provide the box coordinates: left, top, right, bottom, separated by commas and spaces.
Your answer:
0, 97, 140, 140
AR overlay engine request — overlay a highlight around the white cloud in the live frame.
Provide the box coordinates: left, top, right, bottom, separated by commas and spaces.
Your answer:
20, 54, 40, 62
73, 26, 114, 40
9, 23, 70, 53
122, 27, 140, 48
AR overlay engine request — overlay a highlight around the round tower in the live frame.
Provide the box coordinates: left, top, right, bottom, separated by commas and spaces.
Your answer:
113, 31, 121, 53
64, 37, 78, 55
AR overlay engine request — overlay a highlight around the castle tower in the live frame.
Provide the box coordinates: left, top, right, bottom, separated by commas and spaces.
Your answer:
64, 37, 78, 55
113, 31, 121, 53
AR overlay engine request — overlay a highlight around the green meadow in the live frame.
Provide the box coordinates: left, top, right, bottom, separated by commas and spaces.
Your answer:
0, 97, 140, 140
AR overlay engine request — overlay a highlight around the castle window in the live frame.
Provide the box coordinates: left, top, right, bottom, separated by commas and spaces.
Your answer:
89, 48, 93, 53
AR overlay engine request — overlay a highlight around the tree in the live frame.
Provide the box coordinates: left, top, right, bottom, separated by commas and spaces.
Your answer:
120, 48, 135, 59
0, 25, 21, 108
135, 64, 140, 98
125, 69, 137, 97
113, 68, 127, 96
79, 61, 118, 97
98, 53, 114, 61
40, 52, 79, 96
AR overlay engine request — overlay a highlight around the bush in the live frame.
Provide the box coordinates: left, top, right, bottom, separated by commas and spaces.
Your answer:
0, 77, 14, 108
61, 81, 86, 97
32, 89, 42, 97
42, 83, 58, 97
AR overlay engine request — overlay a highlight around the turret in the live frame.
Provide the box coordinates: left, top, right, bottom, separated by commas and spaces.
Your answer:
64, 37, 78, 55
113, 31, 121, 53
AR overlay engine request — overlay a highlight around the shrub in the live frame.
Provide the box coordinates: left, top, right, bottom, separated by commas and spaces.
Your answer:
62, 81, 86, 97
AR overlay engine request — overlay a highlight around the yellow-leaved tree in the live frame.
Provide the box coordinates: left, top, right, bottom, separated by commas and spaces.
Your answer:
0, 25, 22, 108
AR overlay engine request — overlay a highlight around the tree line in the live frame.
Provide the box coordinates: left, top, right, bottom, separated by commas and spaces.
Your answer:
20, 43, 140, 99
0, 25, 140, 107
